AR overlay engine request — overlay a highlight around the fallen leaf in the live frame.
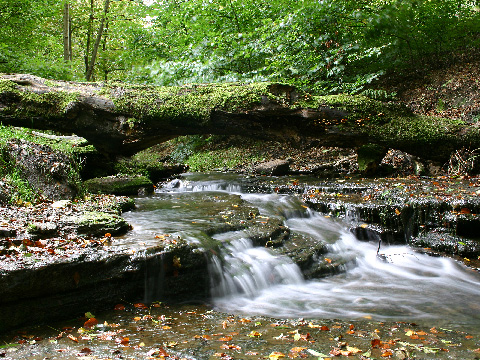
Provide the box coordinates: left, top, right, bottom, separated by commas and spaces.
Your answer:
116, 337, 129, 345
114, 304, 125, 311
381, 350, 393, 357
79, 347, 93, 354
67, 334, 78, 343
269, 351, 285, 359
84, 318, 98, 328
220, 344, 241, 350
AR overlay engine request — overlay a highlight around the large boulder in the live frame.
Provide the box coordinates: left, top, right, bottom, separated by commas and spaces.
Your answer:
254, 159, 290, 176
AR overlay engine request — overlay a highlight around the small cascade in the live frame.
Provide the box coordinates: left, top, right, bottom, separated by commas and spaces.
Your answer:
161, 177, 244, 194
124, 173, 480, 329
209, 237, 304, 298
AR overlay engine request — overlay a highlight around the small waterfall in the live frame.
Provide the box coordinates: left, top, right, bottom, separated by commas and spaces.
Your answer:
209, 237, 304, 298
124, 173, 480, 329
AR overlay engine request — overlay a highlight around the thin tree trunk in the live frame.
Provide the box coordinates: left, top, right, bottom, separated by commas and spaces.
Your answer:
84, 0, 95, 77
63, 2, 72, 62
86, 0, 110, 81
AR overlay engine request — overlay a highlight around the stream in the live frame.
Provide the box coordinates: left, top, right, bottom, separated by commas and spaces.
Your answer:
3, 172, 480, 359
122, 172, 480, 330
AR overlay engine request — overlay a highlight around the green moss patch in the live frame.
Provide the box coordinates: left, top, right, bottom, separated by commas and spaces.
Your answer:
0, 79, 79, 119
84, 175, 154, 196
104, 82, 275, 126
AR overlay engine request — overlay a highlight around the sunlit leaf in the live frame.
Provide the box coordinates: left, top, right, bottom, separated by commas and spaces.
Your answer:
248, 331, 262, 337
346, 346, 362, 353
307, 349, 329, 358
67, 334, 78, 343
218, 336, 233, 341
269, 351, 285, 359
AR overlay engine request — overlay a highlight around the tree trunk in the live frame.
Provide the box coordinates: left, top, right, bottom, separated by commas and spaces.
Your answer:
63, 2, 72, 62
0, 73, 477, 161
86, 0, 110, 81
84, 0, 95, 77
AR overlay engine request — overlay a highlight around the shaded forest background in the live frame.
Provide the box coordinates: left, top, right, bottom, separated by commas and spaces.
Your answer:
1, 0, 479, 95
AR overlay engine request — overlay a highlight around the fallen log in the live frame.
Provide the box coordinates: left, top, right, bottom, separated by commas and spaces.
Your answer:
1, 73, 477, 161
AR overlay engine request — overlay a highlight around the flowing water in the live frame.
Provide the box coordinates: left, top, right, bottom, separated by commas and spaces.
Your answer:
3, 173, 480, 359
121, 173, 480, 331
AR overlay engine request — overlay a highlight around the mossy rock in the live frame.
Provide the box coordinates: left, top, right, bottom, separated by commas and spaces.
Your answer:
84, 175, 154, 196
66, 211, 131, 236
357, 143, 387, 174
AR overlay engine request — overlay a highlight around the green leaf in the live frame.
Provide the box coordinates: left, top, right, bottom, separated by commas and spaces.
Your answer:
85, 312, 95, 319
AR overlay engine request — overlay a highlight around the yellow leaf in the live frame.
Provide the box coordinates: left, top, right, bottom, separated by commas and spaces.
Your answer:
269, 351, 285, 359
346, 346, 362, 353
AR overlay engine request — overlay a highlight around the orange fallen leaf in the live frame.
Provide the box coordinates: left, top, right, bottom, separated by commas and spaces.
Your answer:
114, 304, 125, 311
381, 350, 393, 357
67, 334, 78, 343
269, 351, 285, 359
218, 336, 233, 341
116, 336, 129, 345
84, 318, 98, 328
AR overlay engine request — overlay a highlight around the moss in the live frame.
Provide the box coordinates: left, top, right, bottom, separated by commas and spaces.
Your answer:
101, 82, 275, 126
307, 94, 476, 152
311, 94, 409, 125
357, 144, 386, 172
0, 79, 79, 119
71, 211, 131, 236
84, 175, 154, 195
368, 115, 466, 146
0, 124, 96, 154
185, 148, 261, 172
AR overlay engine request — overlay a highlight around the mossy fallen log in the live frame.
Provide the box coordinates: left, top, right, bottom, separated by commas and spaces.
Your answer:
1, 73, 478, 161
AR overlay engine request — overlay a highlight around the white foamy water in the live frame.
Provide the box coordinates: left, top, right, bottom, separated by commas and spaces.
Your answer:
129, 173, 480, 328
214, 213, 480, 327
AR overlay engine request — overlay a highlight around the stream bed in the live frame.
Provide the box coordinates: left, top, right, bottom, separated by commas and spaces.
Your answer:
2, 173, 480, 359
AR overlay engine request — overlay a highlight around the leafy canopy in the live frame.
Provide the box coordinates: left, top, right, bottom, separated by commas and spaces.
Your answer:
1, 0, 479, 93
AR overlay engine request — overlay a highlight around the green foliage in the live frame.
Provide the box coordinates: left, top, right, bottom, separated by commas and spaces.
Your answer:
170, 135, 211, 163
2, 0, 479, 93
185, 148, 260, 172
